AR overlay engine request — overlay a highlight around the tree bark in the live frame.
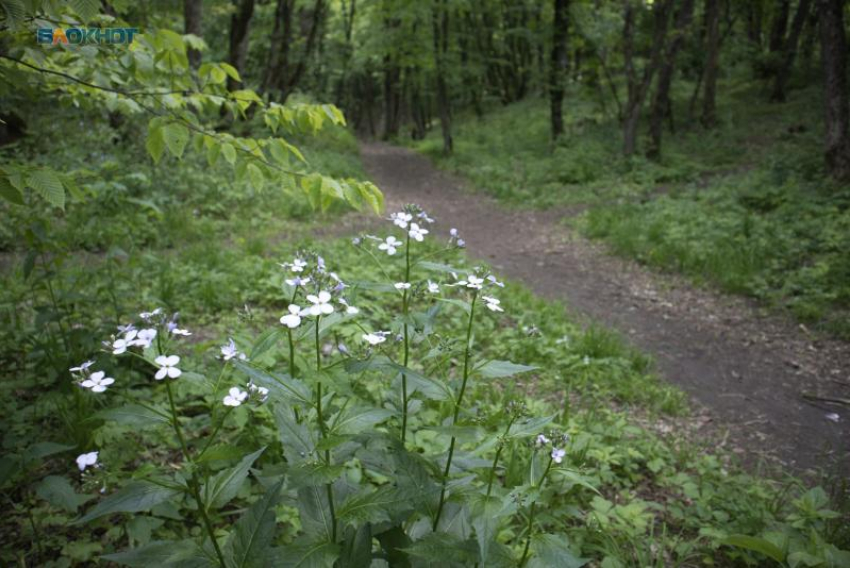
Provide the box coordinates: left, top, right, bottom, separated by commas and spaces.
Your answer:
768, 0, 791, 54
700, 0, 721, 128
771, 0, 812, 102
817, 0, 850, 180
746, 1, 763, 47
433, 0, 452, 153
262, 0, 326, 101
648, 0, 695, 159
550, 0, 569, 141
183, 0, 202, 69
622, 0, 671, 156
227, 0, 255, 91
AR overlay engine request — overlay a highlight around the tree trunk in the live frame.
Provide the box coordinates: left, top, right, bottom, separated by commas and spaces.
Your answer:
262, 0, 325, 101
648, 0, 695, 159
433, 0, 452, 153
817, 0, 850, 180
550, 0, 569, 141
771, 0, 812, 101
227, 0, 255, 91
184, 0, 202, 69
382, 58, 401, 139
746, 1, 763, 48
700, 0, 721, 128
622, 0, 671, 156
768, 0, 791, 54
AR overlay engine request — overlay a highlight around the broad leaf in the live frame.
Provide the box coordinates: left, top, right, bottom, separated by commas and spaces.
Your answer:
276, 539, 340, 568
328, 406, 393, 436
95, 404, 170, 426
26, 169, 64, 209
203, 447, 265, 510
102, 540, 213, 567
507, 415, 556, 438
227, 481, 283, 568
77, 481, 182, 523
722, 535, 786, 563
476, 360, 537, 379
402, 533, 478, 566
162, 123, 190, 159
528, 534, 588, 568
274, 403, 316, 463
339, 524, 372, 568
35, 475, 93, 513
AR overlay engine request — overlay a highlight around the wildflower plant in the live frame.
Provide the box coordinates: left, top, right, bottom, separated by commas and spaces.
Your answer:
69, 205, 596, 567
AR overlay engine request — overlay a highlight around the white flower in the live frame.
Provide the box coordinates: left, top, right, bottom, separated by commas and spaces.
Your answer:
221, 338, 247, 361
394, 282, 411, 290
70, 360, 95, 374
286, 275, 311, 287
130, 328, 157, 349
427, 281, 440, 294
223, 387, 249, 407
450, 228, 458, 237
280, 304, 304, 328
154, 355, 182, 380
339, 298, 359, 314
390, 211, 413, 228
535, 434, 550, 447
408, 222, 429, 242
362, 332, 388, 345
378, 236, 402, 255
457, 239, 466, 248
466, 275, 484, 289
306, 291, 334, 316
582, 356, 591, 366
76, 451, 98, 471
417, 211, 435, 223
140, 308, 162, 321
291, 258, 307, 272
171, 328, 192, 336
551, 448, 566, 464
248, 383, 270, 402
80, 371, 115, 393
487, 275, 505, 287
482, 296, 504, 312
117, 323, 136, 334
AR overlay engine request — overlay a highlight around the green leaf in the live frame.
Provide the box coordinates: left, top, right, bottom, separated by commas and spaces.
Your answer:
95, 404, 170, 426
297, 485, 335, 542
76, 481, 182, 524
328, 406, 393, 436
0, 176, 23, 205
103, 539, 213, 567
339, 524, 372, 568
402, 533, 478, 565
26, 169, 65, 209
274, 403, 316, 464
356, 181, 383, 214
233, 361, 311, 405
528, 534, 588, 568
146, 124, 166, 164
203, 447, 265, 510
35, 475, 93, 513
277, 539, 340, 568
286, 462, 345, 489
507, 415, 556, 438
221, 143, 237, 166
69, 0, 100, 22
23, 442, 75, 462
220, 62, 241, 82
722, 535, 786, 563
476, 360, 537, 379
227, 481, 283, 568
336, 486, 406, 527
247, 163, 264, 191
162, 123, 190, 159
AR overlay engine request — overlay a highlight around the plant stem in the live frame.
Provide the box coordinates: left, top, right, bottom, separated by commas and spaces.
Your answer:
486, 414, 518, 498
164, 379, 227, 568
314, 315, 337, 542
433, 293, 477, 530
401, 231, 411, 442
196, 406, 233, 460
518, 456, 554, 568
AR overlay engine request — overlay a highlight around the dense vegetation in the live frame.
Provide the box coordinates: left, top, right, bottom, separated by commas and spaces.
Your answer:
1, 0, 849, 567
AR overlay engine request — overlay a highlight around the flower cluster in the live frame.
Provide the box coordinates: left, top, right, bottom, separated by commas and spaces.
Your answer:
222, 382, 270, 407
534, 432, 570, 464
70, 361, 115, 393
277, 253, 360, 331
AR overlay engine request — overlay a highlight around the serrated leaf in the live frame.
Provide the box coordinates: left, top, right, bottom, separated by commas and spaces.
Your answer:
297, 485, 335, 542
95, 404, 170, 426
274, 403, 316, 464
0, 176, 23, 205
227, 481, 283, 568
222, 143, 237, 166
277, 539, 340, 568
476, 360, 537, 379
26, 169, 64, 209
69, 0, 100, 22
203, 447, 265, 510
402, 532, 478, 565
339, 524, 371, 568
328, 406, 393, 436
76, 481, 182, 524
146, 125, 166, 164
102, 540, 212, 567
337, 486, 406, 527
36, 476, 93, 513
162, 123, 189, 159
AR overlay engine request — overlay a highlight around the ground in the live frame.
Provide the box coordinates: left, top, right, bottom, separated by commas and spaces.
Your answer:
349, 141, 850, 475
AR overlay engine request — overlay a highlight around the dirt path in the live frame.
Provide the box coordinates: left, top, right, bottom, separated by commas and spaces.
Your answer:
357, 141, 849, 475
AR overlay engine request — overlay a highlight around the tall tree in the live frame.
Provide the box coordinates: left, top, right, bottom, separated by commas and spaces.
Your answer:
183, 0, 202, 69
263, 0, 327, 101
770, 0, 812, 102
227, 0, 255, 91
700, 0, 721, 127
648, 0, 695, 159
768, 0, 791, 54
622, 0, 671, 156
817, 0, 850, 180
432, 0, 452, 153
550, 0, 569, 141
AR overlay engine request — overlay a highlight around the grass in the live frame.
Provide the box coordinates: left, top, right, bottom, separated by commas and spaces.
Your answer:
408, 78, 850, 338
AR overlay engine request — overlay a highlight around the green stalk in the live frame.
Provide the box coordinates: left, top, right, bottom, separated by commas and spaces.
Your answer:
518, 456, 554, 568
486, 414, 518, 498
314, 315, 337, 542
401, 231, 412, 442
432, 293, 477, 531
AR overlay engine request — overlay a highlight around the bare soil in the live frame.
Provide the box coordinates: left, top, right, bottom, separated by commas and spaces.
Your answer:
352, 141, 850, 476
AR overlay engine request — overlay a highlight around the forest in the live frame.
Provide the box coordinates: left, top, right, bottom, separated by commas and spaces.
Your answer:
1, 0, 849, 566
